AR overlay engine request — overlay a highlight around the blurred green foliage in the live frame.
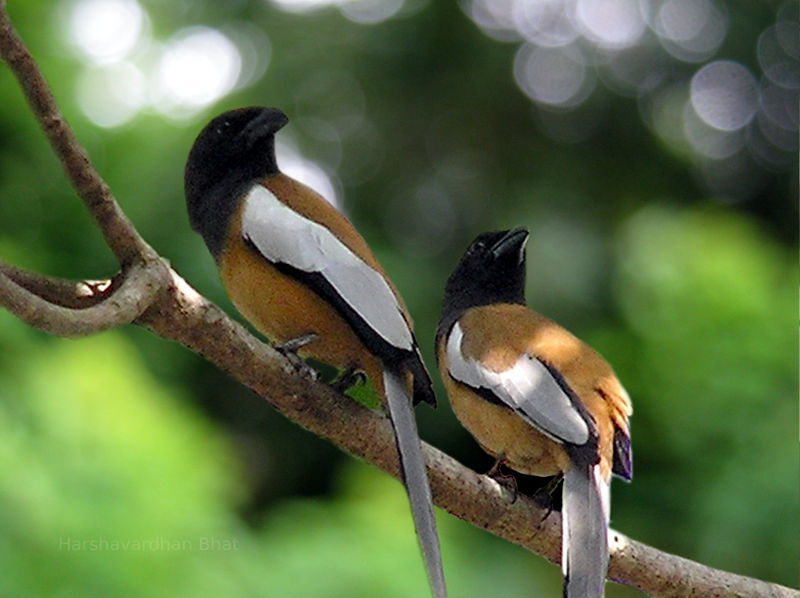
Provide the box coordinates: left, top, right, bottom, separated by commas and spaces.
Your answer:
0, 0, 797, 596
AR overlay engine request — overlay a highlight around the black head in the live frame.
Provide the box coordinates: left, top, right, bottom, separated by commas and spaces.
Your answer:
439, 228, 529, 330
184, 107, 288, 257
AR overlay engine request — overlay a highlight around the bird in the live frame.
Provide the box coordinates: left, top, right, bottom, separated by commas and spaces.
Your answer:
184, 106, 447, 598
435, 227, 632, 598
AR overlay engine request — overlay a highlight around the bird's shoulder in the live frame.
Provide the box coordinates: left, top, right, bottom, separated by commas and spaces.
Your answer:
456, 304, 586, 371
259, 175, 378, 269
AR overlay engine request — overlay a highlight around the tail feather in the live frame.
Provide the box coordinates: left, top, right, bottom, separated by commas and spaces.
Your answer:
409, 348, 437, 407
383, 368, 447, 598
562, 464, 609, 598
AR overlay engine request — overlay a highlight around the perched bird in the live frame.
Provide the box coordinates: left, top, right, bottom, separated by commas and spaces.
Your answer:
436, 228, 632, 598
185, 107, 446, 598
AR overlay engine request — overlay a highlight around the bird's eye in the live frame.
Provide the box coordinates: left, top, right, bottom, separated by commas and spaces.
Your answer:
472, 240, 487, 253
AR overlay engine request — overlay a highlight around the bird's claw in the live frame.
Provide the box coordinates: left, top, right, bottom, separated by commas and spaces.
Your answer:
331, 366, 367, 393
487, 454, 519, 504
274, 333, 319, 380
534, 474, 563, 525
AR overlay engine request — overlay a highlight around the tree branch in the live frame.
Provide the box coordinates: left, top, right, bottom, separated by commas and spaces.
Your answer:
0, 259, 167, 337
136, 270, 798, 598
0, 4, 796, 597
0, 261, 113, 308
0, 0, 157, 266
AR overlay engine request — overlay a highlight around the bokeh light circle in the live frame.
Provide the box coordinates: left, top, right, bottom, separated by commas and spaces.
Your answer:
690, 61, 759, 131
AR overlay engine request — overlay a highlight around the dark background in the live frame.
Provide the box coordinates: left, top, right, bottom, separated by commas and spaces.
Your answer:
0, 0, 797, 595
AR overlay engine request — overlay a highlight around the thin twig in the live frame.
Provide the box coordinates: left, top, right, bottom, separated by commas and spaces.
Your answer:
0, 261, 114, 308
0, 1, 155, 266
0, 260, 166, 337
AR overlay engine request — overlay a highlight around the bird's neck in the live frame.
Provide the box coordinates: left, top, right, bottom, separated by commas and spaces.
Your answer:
437, 281, 525, 342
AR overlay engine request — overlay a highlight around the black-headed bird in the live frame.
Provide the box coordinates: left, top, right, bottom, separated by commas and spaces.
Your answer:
185, 106, 446, 598
436, 228, 631, 598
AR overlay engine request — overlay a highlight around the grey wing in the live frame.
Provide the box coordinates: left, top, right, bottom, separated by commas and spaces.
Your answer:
445, 321, 590, 446
241, 184, 414, 351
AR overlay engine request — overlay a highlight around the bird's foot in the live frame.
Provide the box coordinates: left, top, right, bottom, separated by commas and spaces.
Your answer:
331, 366, 367, 393
273, 333, 319, 380
275, 333, 318, 353
487, 454, 519, 504
534, 474, 563, 525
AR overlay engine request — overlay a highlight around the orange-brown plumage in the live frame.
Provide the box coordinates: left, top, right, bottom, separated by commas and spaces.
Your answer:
219, 174, 395, 396
185, 107, 446, 598
436, 228, 631, 598
438, 303, 631, 481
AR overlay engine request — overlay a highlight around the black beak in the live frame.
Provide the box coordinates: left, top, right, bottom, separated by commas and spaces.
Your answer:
490, 227, 529, 259
238, 107, 289, 148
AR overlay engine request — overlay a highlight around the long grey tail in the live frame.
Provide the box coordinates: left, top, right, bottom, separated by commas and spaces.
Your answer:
562, 464, 610, 598
383, 368, 447, 598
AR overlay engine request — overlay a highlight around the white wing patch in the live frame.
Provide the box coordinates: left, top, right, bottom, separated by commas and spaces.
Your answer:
241, 185, 414, 351
446, 322, 590, 445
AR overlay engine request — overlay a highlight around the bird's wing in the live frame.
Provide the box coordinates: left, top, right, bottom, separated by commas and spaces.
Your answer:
241, 184, 414, 353
445, 321, 591, 446
242, 186, 446, 597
